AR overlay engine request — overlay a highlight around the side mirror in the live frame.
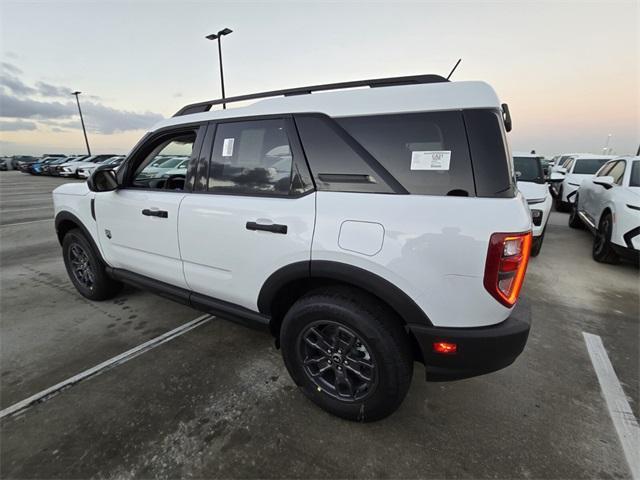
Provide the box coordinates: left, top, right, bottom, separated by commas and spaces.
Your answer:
88, 168, 119, 192
593, 175, 614, 189
548, 171, 565, 183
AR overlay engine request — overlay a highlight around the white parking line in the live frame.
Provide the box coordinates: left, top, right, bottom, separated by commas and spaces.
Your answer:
583, 332, 639, 480
1, 206, 53, 213
0, 219, 52, 228
0, 314, 214, 419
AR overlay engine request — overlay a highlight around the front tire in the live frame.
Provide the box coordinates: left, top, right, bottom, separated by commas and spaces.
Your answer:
280, 287, 413, 422
62, 228, 122, 300
592, 213, 619, 264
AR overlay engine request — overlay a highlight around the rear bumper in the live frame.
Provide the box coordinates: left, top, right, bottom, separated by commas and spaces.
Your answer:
409, 300, 531, 381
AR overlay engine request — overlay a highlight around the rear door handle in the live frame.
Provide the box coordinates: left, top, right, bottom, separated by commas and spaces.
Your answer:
246, 221, 287, 234
142, 209, 168, 218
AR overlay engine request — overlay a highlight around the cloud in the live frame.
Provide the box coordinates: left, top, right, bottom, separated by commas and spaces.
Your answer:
0, 65, 165, 134
0, 92, 75, 118
0, 74, 37, 96
36, 81, 73, 98
1, 62, 22, 75
0, 119, 38, 131
81, 102, 163, 134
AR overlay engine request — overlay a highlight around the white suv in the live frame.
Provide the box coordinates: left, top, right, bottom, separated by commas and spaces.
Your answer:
53, 75, 533, 421
569, 156, 640, 263
551, 154, 616, 211
513, 153, 552, 256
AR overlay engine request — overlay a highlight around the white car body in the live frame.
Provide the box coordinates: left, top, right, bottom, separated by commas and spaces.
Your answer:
513, 153, 552, 255
53, 76, 534, 419
555, 154, 616, 207
574, 156, 640, 256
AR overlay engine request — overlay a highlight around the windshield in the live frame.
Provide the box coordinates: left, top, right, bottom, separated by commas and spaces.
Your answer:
630, 161, 640, 187
513, 157, 544, 183
573, 159, 608, 175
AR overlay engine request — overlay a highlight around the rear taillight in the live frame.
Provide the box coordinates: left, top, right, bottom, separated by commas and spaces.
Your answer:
483, 231, 532, 307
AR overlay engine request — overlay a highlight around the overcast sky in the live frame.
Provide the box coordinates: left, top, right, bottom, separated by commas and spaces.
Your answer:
0, 0, 638, 156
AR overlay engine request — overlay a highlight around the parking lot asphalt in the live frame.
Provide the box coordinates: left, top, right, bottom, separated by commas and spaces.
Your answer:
1, 170, 638, 479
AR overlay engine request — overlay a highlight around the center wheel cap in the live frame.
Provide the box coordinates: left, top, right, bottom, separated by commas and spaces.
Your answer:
332, 354, 342, 364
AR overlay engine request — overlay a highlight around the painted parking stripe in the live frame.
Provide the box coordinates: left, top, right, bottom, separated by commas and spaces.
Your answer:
583, 332, 639, 479
1, 206, 53, 213
0, 314, 214, 419
0, 219, 53, 228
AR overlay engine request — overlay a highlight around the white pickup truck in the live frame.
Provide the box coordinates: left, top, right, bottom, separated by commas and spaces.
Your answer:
54, 74, 533, 421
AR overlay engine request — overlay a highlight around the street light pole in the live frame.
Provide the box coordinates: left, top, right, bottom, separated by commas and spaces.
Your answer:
206, 28, 233, 109
71, 91, 91, 155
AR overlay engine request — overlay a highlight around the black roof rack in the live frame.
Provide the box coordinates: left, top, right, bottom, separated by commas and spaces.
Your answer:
173, 74, 449, 117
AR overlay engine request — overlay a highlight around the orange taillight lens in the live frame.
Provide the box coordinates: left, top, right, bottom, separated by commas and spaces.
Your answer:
483, 232, 532, 307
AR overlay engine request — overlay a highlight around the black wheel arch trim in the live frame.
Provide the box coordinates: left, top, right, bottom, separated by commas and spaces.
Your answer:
258, 260, 433, 327
55, 211, 107, 265
623, 226, 640, 250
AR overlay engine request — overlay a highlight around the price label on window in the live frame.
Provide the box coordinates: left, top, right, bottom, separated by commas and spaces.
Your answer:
222, 138, 235, 157
410, 151, 451, 171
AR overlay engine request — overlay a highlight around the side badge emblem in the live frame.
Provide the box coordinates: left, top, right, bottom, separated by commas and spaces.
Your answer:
105, 229, 112, 239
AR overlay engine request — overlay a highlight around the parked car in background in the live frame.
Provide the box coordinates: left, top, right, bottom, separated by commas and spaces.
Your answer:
0, 157, 12, 171
513, 153, 552, 256
58, 155, 118, 178
30, 156, 69, 175
17, 157, 41, 173
550, 154, 615, 211
49, 156, 91, 176
43, 156, 84, 175
77, 156, 125, 179
569, 156, 640, 263
549, 153, 581, 197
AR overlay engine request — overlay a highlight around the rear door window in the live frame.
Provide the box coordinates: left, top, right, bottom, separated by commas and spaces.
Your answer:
337, 112, 474, 196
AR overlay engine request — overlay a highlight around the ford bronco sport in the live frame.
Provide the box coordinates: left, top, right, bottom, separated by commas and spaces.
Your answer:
54, 74, 532, 421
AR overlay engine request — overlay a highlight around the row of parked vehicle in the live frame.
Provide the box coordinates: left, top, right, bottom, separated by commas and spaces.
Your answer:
13, 154, 126, 178
513, 151, 639, 264
11, 153, 194, 181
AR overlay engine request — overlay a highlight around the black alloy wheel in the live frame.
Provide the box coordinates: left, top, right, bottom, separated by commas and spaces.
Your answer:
68, 243, 95, 290
298, 321, 377, 402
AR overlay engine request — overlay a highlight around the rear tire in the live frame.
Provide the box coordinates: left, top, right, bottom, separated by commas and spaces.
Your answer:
555, 187, 569, 212
62, 228, 122, 300
568, 197, 584, 229
592, 213, 619, 264
280, 286, 413, 422
531, 232, 544, 257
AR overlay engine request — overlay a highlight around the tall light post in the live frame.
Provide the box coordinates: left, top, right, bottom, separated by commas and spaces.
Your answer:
205, 28, 233, 109
71, 91, 91, 155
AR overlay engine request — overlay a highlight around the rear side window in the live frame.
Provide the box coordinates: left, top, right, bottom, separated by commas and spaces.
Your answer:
294, 115, 394, 193
630, 161, 640, 187
463, 109, 516, 198
337, 112, 474, 196
208, 119, 294, 196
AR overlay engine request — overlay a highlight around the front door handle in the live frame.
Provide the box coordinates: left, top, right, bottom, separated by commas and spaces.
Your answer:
142, 209, 168, 218
246, 221, 287, 234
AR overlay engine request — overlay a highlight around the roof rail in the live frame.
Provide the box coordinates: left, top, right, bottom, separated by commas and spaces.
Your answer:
173, 74, 449, 117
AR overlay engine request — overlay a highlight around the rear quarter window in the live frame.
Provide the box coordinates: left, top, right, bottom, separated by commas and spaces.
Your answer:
337, 112, 475, 196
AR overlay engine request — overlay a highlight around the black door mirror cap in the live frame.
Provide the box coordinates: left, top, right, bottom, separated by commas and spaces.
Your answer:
88, 168, 119, 192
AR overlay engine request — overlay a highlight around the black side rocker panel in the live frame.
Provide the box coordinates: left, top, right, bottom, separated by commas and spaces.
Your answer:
106, 268, 271, 331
